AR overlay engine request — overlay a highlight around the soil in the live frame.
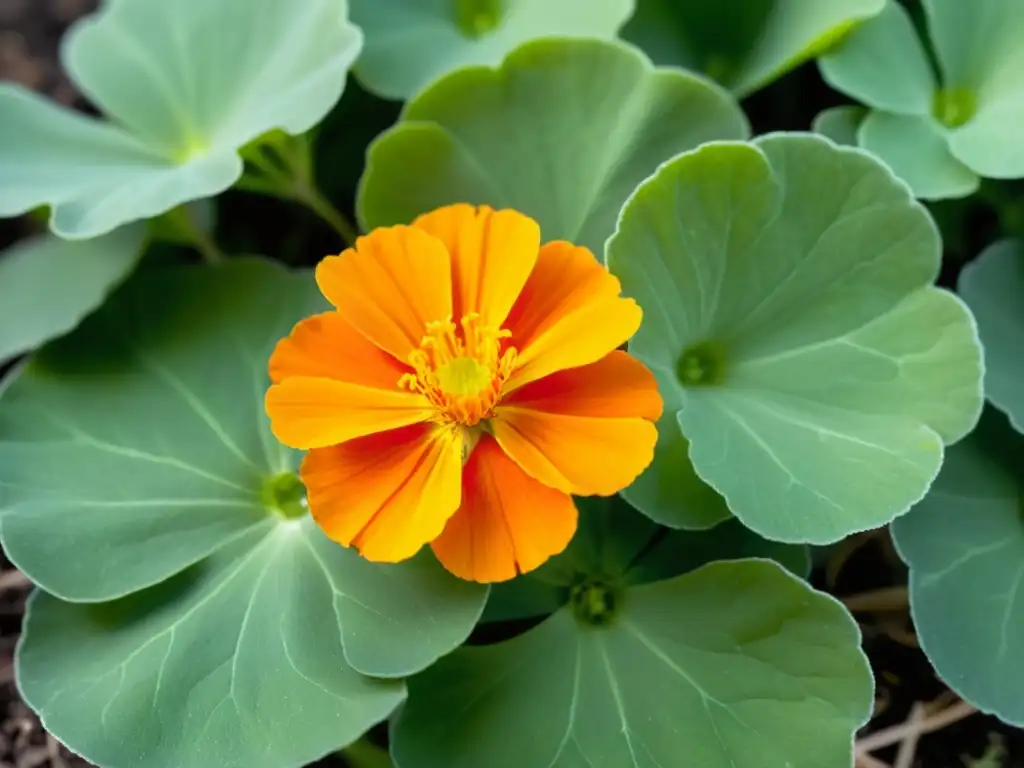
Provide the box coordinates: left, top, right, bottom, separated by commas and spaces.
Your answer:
0, 2, 1022, 768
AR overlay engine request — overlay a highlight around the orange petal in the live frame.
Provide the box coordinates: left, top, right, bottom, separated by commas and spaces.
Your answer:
413, 204, 540, 326
269, 311, 409, 387
503, 350, 663, 421
302, 424, 463, 562
316, 225, 453, 361
430, 436, 577, 583
491, 408, 658, 497
503, 241, 642, 392
266, 377, 433, 449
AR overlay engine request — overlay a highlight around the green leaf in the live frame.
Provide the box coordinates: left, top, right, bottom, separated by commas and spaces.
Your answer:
858, 111, 979, 201
357, 38, 749, 255
0, 224, 146, 362
819, 0, 1024, 198
393, 560, 872, 768
818, 0, 935, 115
484, 497, 809, 623
622, 368, 732, 530
811, 105, 866, 147
622, 0, 884, 96
2, 259, 486, 768
958, 240, 1024, 432
349, 0, 634, 101
0, 0, 362, 239
607, 134, 984, 544
927, 0, 1024, 179
892, 408, 1024, 725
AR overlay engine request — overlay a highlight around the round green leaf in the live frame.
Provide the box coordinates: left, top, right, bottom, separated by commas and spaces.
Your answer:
622, 0, 884, 96
858, 111, 979, 201
892, 409, 1024, 725
5, 258, 486, 767
959, 240, 1024, 432
927, 0, 1024, 178
393, 560, 872, 768
0, 224, 146, 362
621, 368, 732, 529
811, 105, 866, 147
818, 0, 935, 115
607, 134, 984, 544
349, 0, 634, 100
819, 0, 1024, 195
0, 0, 362, 239
357, 37, 749, 255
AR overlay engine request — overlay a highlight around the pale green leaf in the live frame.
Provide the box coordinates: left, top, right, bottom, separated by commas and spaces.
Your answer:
819, 0, 1024, 194
621, 369, 732, 530
349, 0, 633, 100
393, 560, 872, 768
811, 105, 866, 147
622, 0, 884, 96
0, 224, 146, 361
892, 409, 1024, 725
818, 0, 935, 115
0, 0, 362, 238
608, 134, 984, 544
858, 111, 979, 201
958, 240, 1024, 432
2, 259, 486, 767
357, 38, 749, 255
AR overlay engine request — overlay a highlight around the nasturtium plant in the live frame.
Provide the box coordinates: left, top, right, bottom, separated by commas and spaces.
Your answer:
7, 0, 1024, 764
608, 134, 984, 544
358, 37, 750, 255
892, 409, 1024, 726
819, 0, 1024, 200
349, 0, 634, 100
621, 0, 884, 96
393, 499, 872, 768
0, 0, 362, 239
958, 239, 1024, 432
0, 223, 146, 362
1, 259, 486, 768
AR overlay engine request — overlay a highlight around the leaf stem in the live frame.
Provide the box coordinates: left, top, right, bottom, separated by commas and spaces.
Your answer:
294, 184, 359, 248
166, 204, 224, 264
238, 131, 359, 248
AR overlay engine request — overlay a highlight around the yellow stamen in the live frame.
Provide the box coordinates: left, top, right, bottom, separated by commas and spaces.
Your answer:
399, 313, 517, 427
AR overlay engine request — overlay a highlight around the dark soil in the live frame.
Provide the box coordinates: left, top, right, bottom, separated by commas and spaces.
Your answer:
1, 2, 1022, 768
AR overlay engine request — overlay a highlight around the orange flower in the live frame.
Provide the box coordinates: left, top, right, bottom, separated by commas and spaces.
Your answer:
265, 204, 662, 583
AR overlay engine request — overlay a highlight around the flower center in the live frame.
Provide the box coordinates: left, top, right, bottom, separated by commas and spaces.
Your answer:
400, 313, 517, 426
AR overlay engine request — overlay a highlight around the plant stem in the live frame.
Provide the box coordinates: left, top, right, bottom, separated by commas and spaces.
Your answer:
295, 183, 359, 248
167, 204, 224, 264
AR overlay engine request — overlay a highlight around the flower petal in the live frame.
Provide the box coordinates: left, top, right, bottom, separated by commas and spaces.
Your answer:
503, 350, 663, 421
431, 436, 577, 583
412, 204, 540, 327
302, 423, 463, 562
492, 354, 660, 497
316, 225, 453, 361
269, 311, 409, 386
266, 376, 433, 449
504, 241, 642, 391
